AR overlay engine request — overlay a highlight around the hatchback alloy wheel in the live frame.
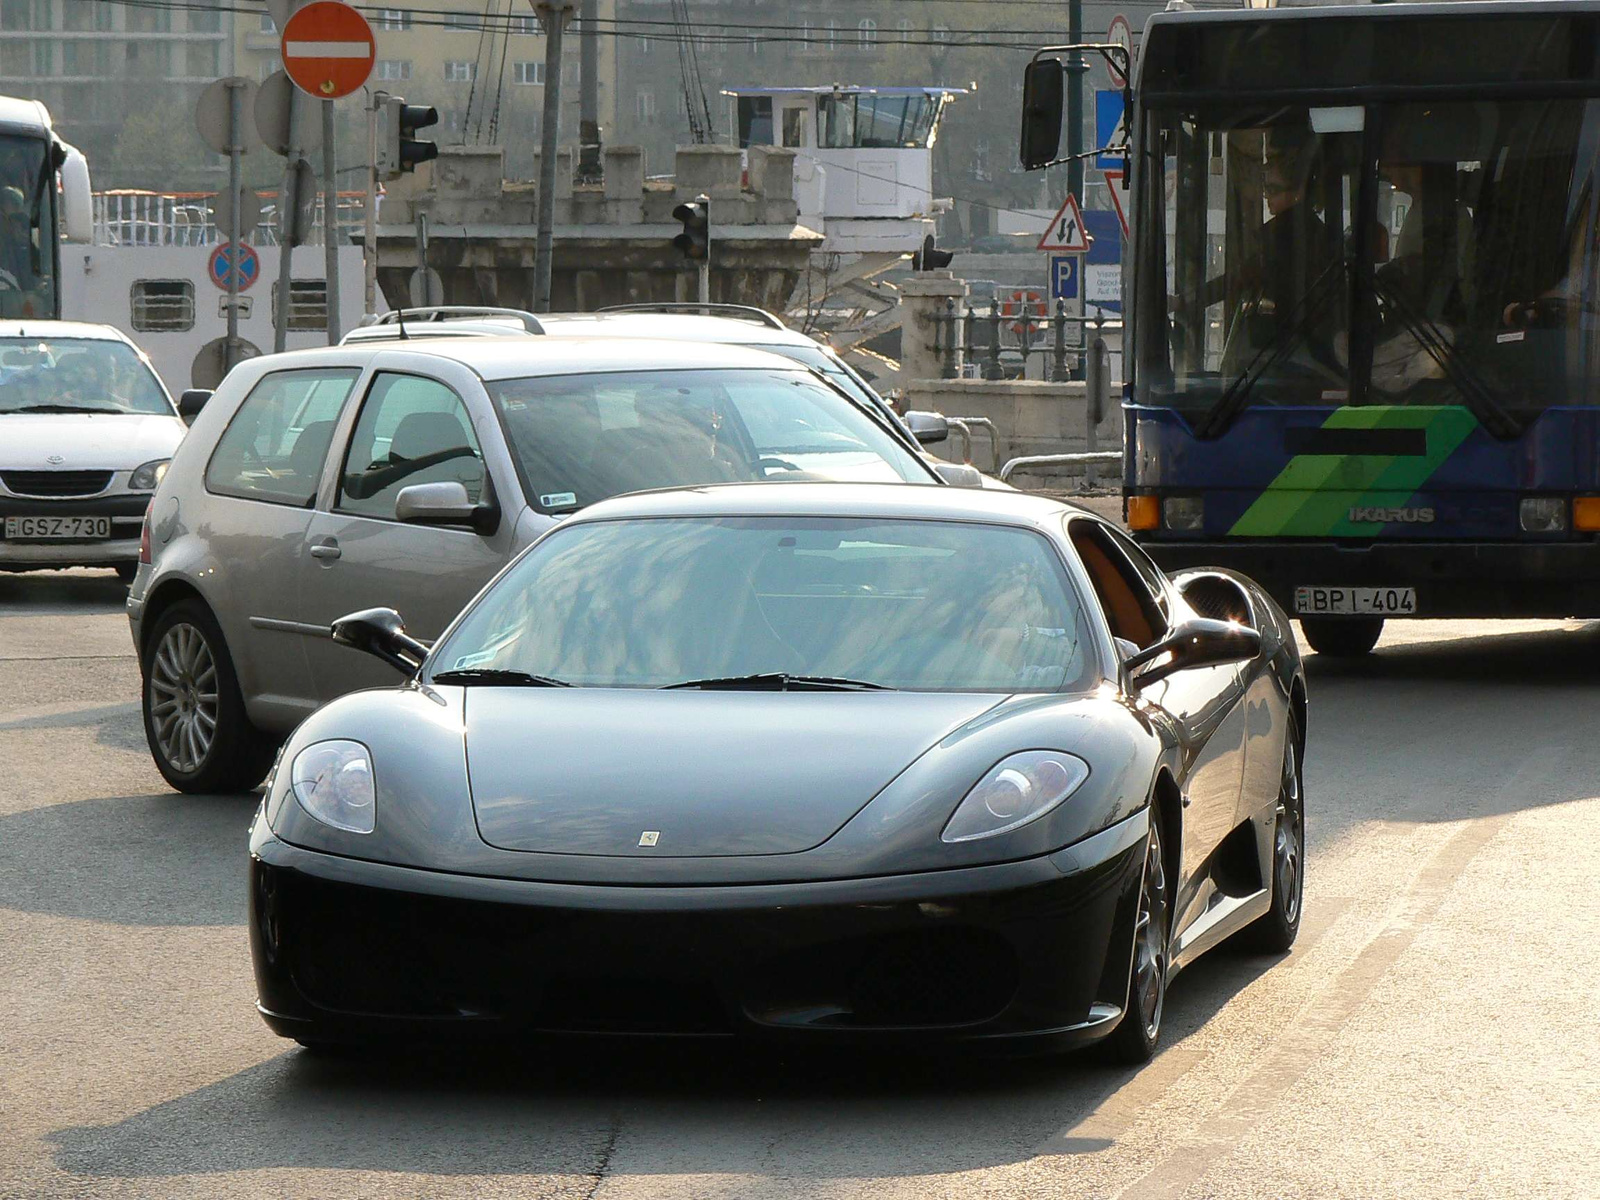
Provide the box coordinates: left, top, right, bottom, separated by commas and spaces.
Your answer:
148, 621, 219, 773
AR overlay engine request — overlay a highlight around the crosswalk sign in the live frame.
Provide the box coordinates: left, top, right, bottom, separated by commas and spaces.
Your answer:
1037, 193, 1091, 252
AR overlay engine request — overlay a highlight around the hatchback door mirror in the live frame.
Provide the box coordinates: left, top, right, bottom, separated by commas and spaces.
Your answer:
177, 388, 211, 423
330, 607, 430, 677
904, 410, 949, 445
1126, 617, 1262, 688
931, 460, 984, 488
395, 481, 499, 534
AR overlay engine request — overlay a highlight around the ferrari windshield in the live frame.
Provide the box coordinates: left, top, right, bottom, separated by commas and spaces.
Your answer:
1139, 97, 1600, 421
486, 368, 928, 512
0, 337, 171, 415
433, 517, 1096, 693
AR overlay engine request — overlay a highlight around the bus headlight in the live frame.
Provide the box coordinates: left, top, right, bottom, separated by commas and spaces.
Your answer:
1162, 496, 1205, 532
1519, 497, 1567, 533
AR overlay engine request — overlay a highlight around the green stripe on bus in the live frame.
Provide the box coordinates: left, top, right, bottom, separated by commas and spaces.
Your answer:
1226, 407, 1478, 536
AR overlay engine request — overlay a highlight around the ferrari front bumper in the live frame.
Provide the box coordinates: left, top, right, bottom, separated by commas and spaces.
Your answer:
248, 810, 1148, 1051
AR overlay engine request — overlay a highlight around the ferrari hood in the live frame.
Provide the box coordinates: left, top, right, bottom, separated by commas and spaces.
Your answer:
466, 689, 1005, 857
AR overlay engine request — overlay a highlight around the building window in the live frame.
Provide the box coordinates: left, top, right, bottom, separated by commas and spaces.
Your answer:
444, 60, 476, 83
131, 281, 195, 333
858, 19, 875, 48
637, 91, 656, 124
446, 12, 476, 32
375, 9, 411, 32
259, 13, 275, 33
509, 14, 539, 34
932, 23, 951, 43
375, 59, 411, 81
637, 35, 651, 54
185, 41, 219, 78
258, 56, 281, 80
64, 3, 111, 31
513, 61, 543, 85
897, 18, 911, 42
1, 0, 31, 29
32, 39, 50, 75
826, 19, 838, 49
190, 2, 222, 33
64, 41, 110, 75
271, 280, 327, 332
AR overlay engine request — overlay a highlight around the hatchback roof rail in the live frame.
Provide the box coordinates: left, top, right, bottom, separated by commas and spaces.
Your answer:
370, 306, 545, 334
595, 303, 787, 330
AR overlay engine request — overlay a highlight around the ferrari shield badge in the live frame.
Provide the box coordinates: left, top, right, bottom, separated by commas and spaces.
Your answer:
638, 830, 660, 847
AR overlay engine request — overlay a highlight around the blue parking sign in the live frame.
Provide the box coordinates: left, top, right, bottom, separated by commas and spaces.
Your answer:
1050, 255, 1079, 302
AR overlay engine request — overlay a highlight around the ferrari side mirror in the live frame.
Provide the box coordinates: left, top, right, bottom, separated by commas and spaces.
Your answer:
1126, 618, 1262, 688
331, 607, 430, 678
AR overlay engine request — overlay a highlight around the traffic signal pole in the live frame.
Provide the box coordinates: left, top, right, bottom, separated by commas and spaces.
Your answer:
274, 86, 303, 354
698, 198, 710, 305
365, 89, 384, 316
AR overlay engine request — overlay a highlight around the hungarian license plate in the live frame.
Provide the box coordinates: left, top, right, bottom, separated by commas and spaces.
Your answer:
4, 516, 112, 541
1295, 586, 1416, 616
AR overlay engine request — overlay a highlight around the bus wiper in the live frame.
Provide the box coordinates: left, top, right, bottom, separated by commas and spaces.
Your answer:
661, 672, 894, 691
1363, 269, 1522, 439
430, 668, 571, 687
1195, 257, 1345, 441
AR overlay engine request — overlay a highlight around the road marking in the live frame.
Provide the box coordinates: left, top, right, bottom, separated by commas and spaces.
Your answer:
1107, 814, 1511, 1199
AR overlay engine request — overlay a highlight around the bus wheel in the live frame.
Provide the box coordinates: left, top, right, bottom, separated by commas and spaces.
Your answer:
1300, 617, 1383, 657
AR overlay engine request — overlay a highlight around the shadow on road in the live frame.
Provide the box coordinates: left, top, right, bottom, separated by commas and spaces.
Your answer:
47, 944, 1276, 1181
0, 568, 128, 615
0, 791, 259, 926
1305, 619, 1600, 686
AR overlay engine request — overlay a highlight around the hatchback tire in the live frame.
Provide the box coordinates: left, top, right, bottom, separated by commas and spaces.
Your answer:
142, 599, 276, 794
1300, 616, 1383, 657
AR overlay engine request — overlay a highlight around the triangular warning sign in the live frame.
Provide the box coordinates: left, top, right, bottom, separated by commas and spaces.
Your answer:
1038, 193, 1091, 252
1103, 170, 1130, 239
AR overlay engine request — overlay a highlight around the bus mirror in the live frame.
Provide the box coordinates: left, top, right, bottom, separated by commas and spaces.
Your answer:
1020, 59, 1065, 171
58, 143, 92, 244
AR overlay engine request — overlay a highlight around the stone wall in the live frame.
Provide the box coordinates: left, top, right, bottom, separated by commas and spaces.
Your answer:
374, 144, 823, 313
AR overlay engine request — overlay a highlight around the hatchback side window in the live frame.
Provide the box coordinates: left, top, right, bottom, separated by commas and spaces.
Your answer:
337, 373, 486, 519
205, 368, 359, 507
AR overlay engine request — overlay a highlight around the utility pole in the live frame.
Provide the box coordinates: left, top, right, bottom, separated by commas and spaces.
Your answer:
274, 87, 303, 354
322, 98, 341, 344
1067, 0, 1085, 209
578, 0, 600, 182
533, 0, 576, 312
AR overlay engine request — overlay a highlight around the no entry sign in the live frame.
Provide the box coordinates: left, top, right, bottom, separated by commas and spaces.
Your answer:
281, 1, 375, 100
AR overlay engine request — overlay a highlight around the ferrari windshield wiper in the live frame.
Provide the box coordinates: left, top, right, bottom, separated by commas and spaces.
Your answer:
430, 668, 571, 687
661, 672, 894, 692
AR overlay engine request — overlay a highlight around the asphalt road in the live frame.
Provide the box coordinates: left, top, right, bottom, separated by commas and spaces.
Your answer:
3, 568, 1599, 1199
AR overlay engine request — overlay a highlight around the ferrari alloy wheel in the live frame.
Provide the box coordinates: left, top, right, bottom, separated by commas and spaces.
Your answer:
1108, 817, 1170, 1063
141, 599, 276, 794
1300, 616, 1383, 657
1240, 716, 1306, 953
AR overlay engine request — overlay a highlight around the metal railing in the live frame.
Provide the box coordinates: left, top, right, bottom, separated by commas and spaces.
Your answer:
932, 294, 1122, 382
92, 190, 368, 247
999, 451, 1121, 484
942, 415, 1000, 472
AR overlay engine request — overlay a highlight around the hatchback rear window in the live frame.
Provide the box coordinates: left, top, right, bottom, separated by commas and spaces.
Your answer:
205, 368, 359, 507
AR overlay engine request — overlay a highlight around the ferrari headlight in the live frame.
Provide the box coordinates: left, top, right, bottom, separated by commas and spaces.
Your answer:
941, 751, 1090, 843
290, 740, 375, 834
129, 458, 170, 491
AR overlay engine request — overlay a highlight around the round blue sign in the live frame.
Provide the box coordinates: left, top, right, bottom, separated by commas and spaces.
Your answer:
208, 241, 260, 292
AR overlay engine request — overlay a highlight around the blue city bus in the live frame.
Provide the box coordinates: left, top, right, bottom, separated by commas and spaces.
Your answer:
1030, 1, 1600, 655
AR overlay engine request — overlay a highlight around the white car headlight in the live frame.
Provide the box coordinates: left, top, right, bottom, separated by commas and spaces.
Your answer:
290, 740, 376, 834
129, 458, 170, 491
941, 751, 1091, 843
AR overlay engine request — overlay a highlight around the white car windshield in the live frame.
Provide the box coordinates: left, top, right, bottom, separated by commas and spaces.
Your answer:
433, 517, 1096, 693
0, 337, 171, 416
485, 367, 930, 512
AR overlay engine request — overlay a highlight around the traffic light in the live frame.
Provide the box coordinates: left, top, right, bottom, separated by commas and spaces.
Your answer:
911, 233, 954, 271
672, 194, 710, 262
383, 97, 439, 179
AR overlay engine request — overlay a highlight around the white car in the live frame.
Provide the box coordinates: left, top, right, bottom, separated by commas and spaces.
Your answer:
0, 321, 183, 579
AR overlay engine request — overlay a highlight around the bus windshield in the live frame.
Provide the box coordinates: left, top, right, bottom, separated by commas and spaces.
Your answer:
0, 133, 56, 319
1139, 98, 1600, 424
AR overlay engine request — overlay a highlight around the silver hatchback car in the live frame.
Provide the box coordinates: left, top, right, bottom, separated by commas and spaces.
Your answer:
128, 336, 951, 793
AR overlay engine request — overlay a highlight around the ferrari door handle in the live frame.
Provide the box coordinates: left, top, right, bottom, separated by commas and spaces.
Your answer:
309, 540, 341, 561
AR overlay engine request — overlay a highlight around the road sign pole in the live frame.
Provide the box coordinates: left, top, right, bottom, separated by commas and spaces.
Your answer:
274, 85, 302, 354
225, 80, 244, 373
322, 98, 341, 344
